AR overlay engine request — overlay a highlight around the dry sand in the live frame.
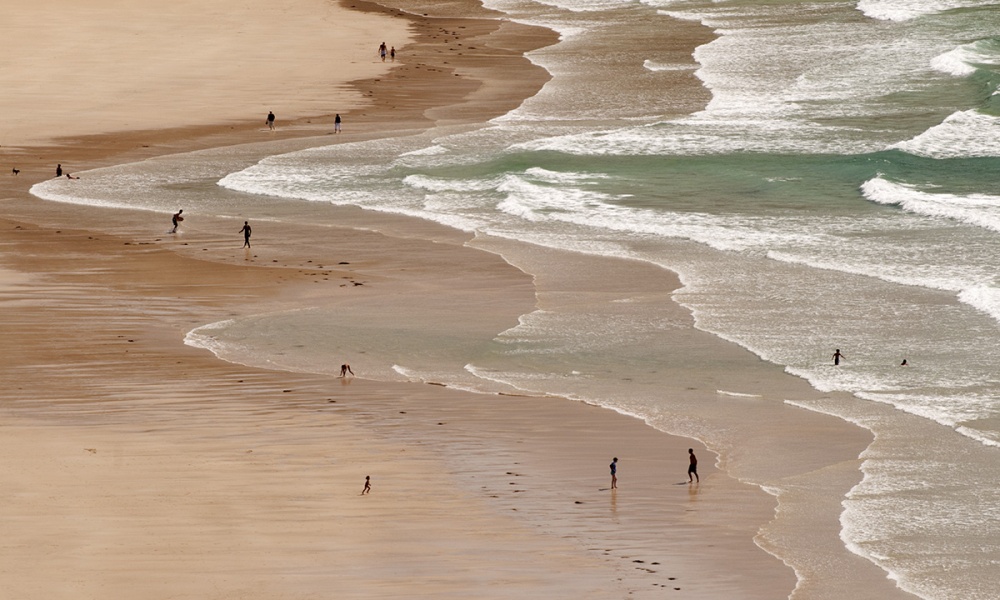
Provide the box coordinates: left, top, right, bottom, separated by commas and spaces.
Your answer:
0, 0, 409, 146
0, 0, 911, 599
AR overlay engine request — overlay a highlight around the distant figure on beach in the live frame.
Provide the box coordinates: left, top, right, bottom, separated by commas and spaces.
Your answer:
833, 348, 845, 366
240, 221, 252, 248
688, 448, 699, 483
901, 358, 908, 366
170, 209, 184, 233
56, 164, 62, 178
65, 173, 79, 180
339, 363, 354, 377
362, 475, 371, 495
610, 457, 618, 489
12, 168, 19, 176
390, 46, 396, 61
266, 110, 275, 130
334, 113, 342, 133
379, 41, 387, 61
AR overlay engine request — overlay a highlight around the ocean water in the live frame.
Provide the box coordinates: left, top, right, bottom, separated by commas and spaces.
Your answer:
30, 0, 1000, 598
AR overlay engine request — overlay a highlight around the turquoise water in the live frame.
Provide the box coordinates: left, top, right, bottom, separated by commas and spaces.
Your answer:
31, 0, 1000, 597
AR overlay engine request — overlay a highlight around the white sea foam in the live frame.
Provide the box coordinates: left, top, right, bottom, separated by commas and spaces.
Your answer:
931, 46, 980, 76
403, 174, 501, 193
642, 59, 697, 72
529, 0, 626, 12
516, 115, 884, 156
184, 319, 238, 357
654, 9, 704, 22
955, 425, 1000, 447
493, 173, 839, 255
858, 391, 991, 428
957, 286, 1000, 324
523, 167, 607, 183
891, 110, 1000, 158
856, 0, 971, 21
30, 180, 126, 210
390, 364, 414, 379
862, 175, 1000, 231
857, 0, 937, 21
400, 144, 451, 157
30, 174, 166, 212
716, 390, 762, 398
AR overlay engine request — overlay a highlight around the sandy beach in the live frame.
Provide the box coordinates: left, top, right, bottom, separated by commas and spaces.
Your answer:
0, 1, 918, 599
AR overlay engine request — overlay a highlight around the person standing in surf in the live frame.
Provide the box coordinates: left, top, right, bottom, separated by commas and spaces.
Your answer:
833, 348, 845, 366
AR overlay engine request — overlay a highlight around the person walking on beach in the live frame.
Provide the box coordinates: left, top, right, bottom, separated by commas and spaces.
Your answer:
610, 457, 618, 490
390, 46, 396, 61
239, 221, 252, 248
362, 475, 371, 495
833, 348, 845, 366
266, 110, 275, 130
334, 113, 342, 133
170, 209, 184, 233
688, 448, 699, 483
379, 41, 387, 62
339, 363, 354, 377
55, 164, 62, 178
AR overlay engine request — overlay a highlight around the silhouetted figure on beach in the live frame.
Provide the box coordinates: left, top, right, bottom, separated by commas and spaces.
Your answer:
56, 164, 62, 178
688, 448, 699, 483
379, 41, 387, 61
170, 209, 184, 233
362, 475, 371, 495
334, 113, 342, 133
901, 358, 908, 366
610, 457, 618, 489
833, 348, 845, 366
12, 168, 19, 176
339, 363, 354, 377
390, 46, 396, 61
240, 221, 252, 248
266, 110, 275, 130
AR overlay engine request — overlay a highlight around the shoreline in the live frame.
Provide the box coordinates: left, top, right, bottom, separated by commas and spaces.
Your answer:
0, 1, 916, 598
